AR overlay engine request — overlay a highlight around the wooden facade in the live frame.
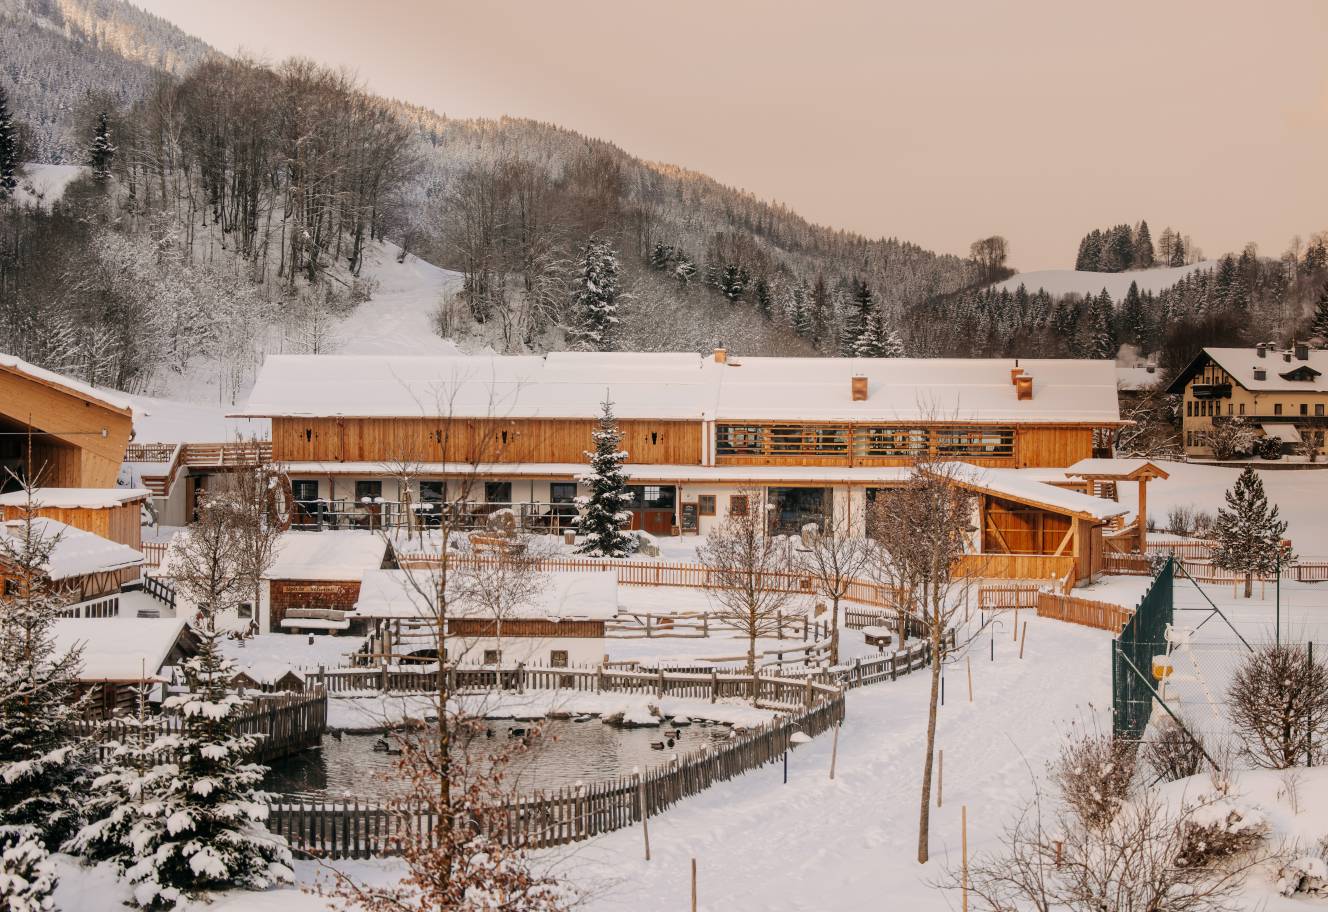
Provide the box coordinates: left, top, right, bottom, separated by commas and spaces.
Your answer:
0, 363, 133, 489
0, 501, 144, 552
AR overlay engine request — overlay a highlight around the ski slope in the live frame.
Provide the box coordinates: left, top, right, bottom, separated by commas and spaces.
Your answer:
334, 242, 464, 356
993, 260, 1216, 298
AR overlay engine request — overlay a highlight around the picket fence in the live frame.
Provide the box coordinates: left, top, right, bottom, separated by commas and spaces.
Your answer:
1035, 591, 1133, 633
268, 684, 844, 857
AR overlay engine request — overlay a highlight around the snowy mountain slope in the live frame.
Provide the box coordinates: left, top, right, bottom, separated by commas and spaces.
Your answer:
334, 243, 464, 357
993, 260, 1216, 297
12, 163, 87, 208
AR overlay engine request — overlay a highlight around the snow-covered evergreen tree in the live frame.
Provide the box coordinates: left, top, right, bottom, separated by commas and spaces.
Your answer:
1133, 220, 1155, 268
1211, 467, 1293, 598
575, 397, 636, 558
0, 483, 92, 849
0, 825, 57, 912
1311, 283, 1328, 344
107, 626, 293, 908
88, 112, 115, 181
570, 240, 620, 351
852, 311, 886, 357
0, 86, 18, 198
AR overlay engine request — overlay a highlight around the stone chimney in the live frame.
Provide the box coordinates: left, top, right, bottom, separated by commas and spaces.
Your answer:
1295, 341, 1309, 361
1256, 343, 1266, 358
712, 347, 727, 364
851, 375, 868, 401
1015, 375, 1034, 401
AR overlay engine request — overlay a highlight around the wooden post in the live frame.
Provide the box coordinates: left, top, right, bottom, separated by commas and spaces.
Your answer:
829, 721, 840, 780
966, 656, 973, 703
1137, 477, 1148, 553
691, 857, 698, 912
1019, 621, 1028, 659
962, 805, 969, 912
636, 772, 650, 861
710, 667, 718, 704
937, 749, 943, 807
1013, 604, 1019, 640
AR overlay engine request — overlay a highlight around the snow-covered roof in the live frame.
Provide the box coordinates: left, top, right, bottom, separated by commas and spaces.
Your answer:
53, 617, 189, 682
0, 488, 150, 509
265, 531, 389, 581
235, 353, 1122, 424
0, 517, 144, 580
1065, 458, 1170, 480
0, 352, 135, 415
1192, 347, 1328, 394
926, 463, 1128, 521
353, 568, 619, 621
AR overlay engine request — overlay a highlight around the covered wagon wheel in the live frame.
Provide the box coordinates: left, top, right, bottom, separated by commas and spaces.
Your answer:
270, 473, 296, 532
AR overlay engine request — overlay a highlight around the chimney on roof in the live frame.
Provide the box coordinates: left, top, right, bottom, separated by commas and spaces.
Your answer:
851, 375, 868, 401
1283, 350, 1292, 363
712, 347, 727, 364
1295, 341, 1309, 361
1015, 374, 1034, 401
1256, 343, 1266, 358
1010, 366, 1025, 385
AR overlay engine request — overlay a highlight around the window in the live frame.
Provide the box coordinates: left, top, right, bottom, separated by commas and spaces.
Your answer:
237, 603, 253, 620
626, 485, 676, 509
1228, 404, 1233, 416
1239, 403, 1246, 416
292, 479, 318, 503
550, 482, 577, 504
729, 495, 749, 517
1301, 404, 1309, 416
419, 481, 444, 503
855, 426, 929, 458
484, 481, 512, 503
1186, 401, 1193, 417
355, 480, 382, 502
1317, 404, 1325, 417
550, 650, 569, 668
1274, 404, 1283, 416
698, 495, 716, 516
934, 427, 1015, 458
716, 425, 765, 456
2, 578, 18, 597
483, 649, 500, 665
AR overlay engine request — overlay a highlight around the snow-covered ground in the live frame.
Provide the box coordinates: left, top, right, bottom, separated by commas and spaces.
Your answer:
12, 162, 87, 208
992, 260, 1216, 297
113, 391, 271, 443
333, 243, 464, 357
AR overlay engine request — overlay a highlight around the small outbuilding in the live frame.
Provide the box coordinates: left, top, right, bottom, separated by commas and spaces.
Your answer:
53, 616, 198, 717
1, 516, 144, 610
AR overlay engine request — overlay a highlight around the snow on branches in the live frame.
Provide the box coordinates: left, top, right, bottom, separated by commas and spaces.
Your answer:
574, 396, 636, 558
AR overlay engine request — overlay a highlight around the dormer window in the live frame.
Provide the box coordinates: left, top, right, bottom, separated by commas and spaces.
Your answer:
1279, 365, 1321, 382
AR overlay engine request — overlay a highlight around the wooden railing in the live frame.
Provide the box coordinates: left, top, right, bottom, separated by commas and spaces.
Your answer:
57, 593, 120, 618
978, 582, 1041, 609
124, 442, 176, 462
268, 689, 844, 857
141, 575, 177, 612
73, 689, 327, 763
1035, 591, 1132, 633
126, 442, 274, 497
141, 541, 169, 569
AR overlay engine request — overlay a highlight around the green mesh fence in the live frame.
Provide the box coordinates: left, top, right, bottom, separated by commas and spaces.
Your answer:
1112, 558, 1175, 740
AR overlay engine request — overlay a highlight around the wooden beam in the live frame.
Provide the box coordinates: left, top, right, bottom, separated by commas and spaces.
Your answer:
984, 511, 1013, 554
1052, 525, 1075, 557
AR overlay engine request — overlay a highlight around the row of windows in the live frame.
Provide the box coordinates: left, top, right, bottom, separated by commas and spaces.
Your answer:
1187, 429, 1327, 448
715, 425, 1015, 458
1187, 400, 1327, 419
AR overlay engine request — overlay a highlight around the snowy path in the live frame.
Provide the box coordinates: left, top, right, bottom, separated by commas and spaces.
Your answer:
564, 615, 1112, 911
334, 242, 465, 356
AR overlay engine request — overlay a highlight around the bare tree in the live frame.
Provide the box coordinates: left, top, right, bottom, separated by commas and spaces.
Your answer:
796, 513, 872, 666
211, 437, 285, 636
868, 461, 977, 863
1228, 641, 1328, 769
166, 488, 247, 624
453, 534, 552, 667
697, 487, 796, 694
969, 235, 1009, 281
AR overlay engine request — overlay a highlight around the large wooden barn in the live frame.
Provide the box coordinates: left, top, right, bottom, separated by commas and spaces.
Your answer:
230, 350, 1144, 584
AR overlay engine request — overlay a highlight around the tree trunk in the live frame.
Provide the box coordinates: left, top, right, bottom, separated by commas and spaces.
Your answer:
1244, 573, 1253, 598
830, 594, 841, 666
918, 632, 941, 864
748, 629, 758, 702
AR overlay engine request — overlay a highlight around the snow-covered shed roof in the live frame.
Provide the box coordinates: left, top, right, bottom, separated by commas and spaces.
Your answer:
1064, 458, 1170, 481
0, 517, 144, 580
265, 531, 390, 581
0, 352, 135, 416
1167, 347, 1328, 395
53, 617, 191, 682
0, 488, 151, 510
235, 353, 1122, 425
353, 568, 619, 621
925, 463, 1128, 522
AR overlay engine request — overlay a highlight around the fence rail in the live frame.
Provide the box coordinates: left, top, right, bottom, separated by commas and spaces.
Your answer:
1036, 591, 1133, 633
141, 541, 169, 569
978, 582, 1041, 609
57, 593, 120, 618
72, 689, 327, 763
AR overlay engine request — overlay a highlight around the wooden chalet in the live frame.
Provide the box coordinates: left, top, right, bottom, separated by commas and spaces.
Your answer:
1, 516, 145, 609
53, 617, 198, 718
1, 353, 135, 490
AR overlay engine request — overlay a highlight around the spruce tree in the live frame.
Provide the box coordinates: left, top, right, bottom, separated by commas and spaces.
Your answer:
575, 397, 636, 558
1169, 233, 1186, 267
570, 240, 620, 351
0, 483, 92, 850
0, 86, 18, 198
88, 112, 115, 181
851, 312, 885, 357
718, 264, 749, 302
1133, 220, 1155, 268
1211, 467, 1292, 598
1118, 281, 1147, 349
754, 278, 772, 318
0, 825, 57, 911
112, 627, 293, 908
1086, 290, 1117, 359
881, 323, 905, 357
1310, 283, 1328, 344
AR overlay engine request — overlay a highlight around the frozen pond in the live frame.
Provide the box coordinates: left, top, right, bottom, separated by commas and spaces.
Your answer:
265, 716, 736, 800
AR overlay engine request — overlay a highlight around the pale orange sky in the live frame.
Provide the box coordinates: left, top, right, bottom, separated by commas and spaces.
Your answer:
133, 0, 1327, 270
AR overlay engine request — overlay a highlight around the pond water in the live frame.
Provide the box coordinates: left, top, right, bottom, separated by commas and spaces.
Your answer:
265, 716, 735, 800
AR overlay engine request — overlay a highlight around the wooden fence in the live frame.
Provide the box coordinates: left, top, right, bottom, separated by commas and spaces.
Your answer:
977, 582, 1041, 610
72, 689, 327, 763
141, 541, 168, 569
1035, 591, 1133, 633
268, 688, 844, 857
57, 592, 120, 618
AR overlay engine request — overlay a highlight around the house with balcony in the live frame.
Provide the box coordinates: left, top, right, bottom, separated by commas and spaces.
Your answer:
1167, 344, 1328, 458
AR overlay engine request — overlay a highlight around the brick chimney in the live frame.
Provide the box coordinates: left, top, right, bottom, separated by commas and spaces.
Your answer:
713, 347, 727, 364
1256, 343, 1266, 358
1295, 341, 1309, 360
851, 375, 868, 401
1015, 374, 1034, 401
1010, 366, 1025, 385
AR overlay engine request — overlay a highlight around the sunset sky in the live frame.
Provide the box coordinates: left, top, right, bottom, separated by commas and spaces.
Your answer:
133, 0, 1328, 270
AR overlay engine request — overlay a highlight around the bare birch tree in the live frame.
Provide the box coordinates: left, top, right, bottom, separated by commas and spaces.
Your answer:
698, 487, 795, 694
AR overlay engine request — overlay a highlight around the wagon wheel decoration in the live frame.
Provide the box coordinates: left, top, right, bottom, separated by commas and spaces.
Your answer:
270, 472, 296, 532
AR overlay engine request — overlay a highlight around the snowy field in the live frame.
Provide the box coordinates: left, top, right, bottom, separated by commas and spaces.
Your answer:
992, 260, 1216, 297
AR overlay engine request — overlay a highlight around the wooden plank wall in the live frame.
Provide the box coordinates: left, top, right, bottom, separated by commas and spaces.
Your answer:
272, 418, 702, 466
1015, 427, 1094, 468
0, 369, 133, 487
983, 497, 1072, 554
0, 503, 143, 551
